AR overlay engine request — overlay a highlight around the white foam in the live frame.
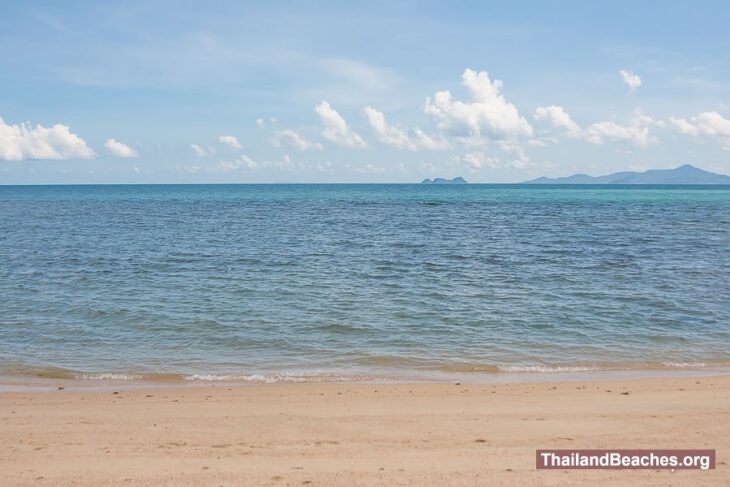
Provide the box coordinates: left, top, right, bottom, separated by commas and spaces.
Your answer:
184, 373, 353, 383
76, 373, 145, 380
498, 365, 600, 373
660, 362, 706, 368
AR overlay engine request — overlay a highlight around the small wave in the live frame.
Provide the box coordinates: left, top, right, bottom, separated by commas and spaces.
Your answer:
660, 362, 707, 368
0, 365, 78, 379
2, 360, 724, 386
0, 364, 182, 382
184, 373, 355, 383
434, 364, 501, 373
76, 373, 145, 380
497, 365, 601, 373
353, 355, 443, 369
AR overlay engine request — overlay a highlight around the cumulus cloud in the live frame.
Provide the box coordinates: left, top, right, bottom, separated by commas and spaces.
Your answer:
364, 107, 411, 149
585, 112, 658, 147
668, 117, 700, 136
215, 154, 319, 173
669, 111, 730, 138
462, 152, 502, 170
179, 164, 202, 173
669, 111, 730, 149
0, 116, 95, 161
265, 154, 307, 171
271, 129, 322, 151
256, 118, 265, 128
527, 137, 554, 147
533, 105, 583, 137
218, 135, 243, 149
314, 101, 367, 148
190, 144, 213, 157
498, 142, 531, 168
104, 138, 138, 158
533, 105, 659, 148
455, 147, 531, 171
410, 127, 451, 150
424, 69, 533, 143
620, 70, 642, 93
364, 107, 449, 151
216, 155, 258, 172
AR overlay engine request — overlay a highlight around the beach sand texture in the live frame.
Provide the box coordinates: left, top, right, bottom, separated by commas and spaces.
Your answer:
2, 375, 729, 486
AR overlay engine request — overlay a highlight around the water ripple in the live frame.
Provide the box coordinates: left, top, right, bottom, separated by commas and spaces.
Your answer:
1, 184, 729, 379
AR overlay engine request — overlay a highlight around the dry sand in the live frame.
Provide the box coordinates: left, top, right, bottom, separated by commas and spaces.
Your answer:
1, 375, 729, 486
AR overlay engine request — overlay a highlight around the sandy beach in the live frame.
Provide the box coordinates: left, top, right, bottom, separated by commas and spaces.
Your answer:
1, 375, 728, 486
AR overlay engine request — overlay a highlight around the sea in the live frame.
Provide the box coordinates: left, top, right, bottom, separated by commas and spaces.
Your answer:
1, 184, 729, 384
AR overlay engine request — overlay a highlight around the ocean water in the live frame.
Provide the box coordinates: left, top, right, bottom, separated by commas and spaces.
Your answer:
1, 184, 729, 382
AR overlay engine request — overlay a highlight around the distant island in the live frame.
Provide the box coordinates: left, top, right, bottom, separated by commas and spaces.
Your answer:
421, 177, 468, 184
522, 164, 730, 185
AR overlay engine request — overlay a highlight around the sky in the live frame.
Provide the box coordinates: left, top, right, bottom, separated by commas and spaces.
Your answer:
1, 0, 729, 184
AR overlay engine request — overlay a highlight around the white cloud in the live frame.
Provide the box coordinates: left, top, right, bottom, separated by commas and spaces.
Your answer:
314, 101, 367, 148
216, 154, 258, 172
498, 142, 531, 168
364, 107, 449, 151
669, 111, 730, 137
0, 115, 95, 161
424, 69, 534, 143
462, 152, 502, 170
218, 135, 243, 149
410, 127, 451, 150
215, 153, 317, 173
669, 111, 730, 149
620, 69, 642, 93
668, 117, 700, 136
104, 138, 139, 158
364, 107, 411, 149
527, 137, 554, 147
533, 105, 659, 148
585, 112, 658, 147
533, 105, 583, 137
264, 154, 306, 171
360, 163, 386, 173
271, 129, 322, 151
179, 164, 202, 173
190, 144, 212, 157
455, 145, 531, 171
255, 117, 279, 129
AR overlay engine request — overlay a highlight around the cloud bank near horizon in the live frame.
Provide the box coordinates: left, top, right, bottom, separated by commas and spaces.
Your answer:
2, 67, 729, 180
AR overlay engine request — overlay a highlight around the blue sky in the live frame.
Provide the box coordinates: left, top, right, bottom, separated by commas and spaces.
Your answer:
1, 0, 729, 183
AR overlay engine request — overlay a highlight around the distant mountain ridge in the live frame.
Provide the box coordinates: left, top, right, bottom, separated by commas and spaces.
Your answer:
522, 164, 730, 184
421, 177, 468, 184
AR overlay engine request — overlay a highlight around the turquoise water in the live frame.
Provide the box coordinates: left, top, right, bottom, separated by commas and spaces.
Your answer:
1, 184, 729, 381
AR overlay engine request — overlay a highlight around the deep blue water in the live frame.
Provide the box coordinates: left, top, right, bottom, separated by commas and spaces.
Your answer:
1, 184, 729, 381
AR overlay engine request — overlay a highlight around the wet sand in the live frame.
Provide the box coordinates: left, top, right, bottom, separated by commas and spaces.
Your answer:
1, 375, 729, 486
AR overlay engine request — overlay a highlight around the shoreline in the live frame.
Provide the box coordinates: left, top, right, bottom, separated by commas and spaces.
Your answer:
2, 364, 730, 392
2, 374, 728, 485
